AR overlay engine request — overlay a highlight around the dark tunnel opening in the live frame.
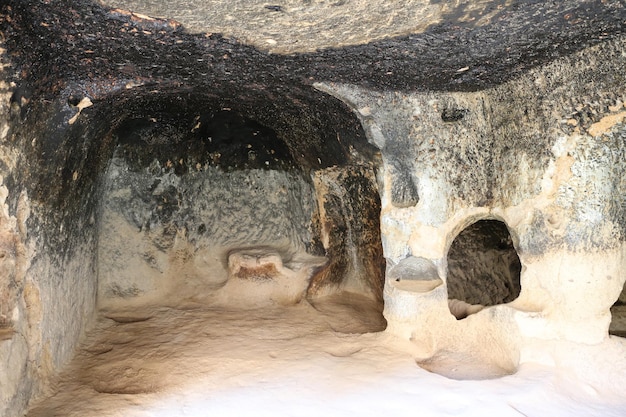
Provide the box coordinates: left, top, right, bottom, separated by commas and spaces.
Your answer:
446, 219, 522, 319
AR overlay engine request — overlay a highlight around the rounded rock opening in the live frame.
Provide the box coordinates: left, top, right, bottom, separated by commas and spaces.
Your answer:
92, 91, 387, 332
446, 219, 522, 320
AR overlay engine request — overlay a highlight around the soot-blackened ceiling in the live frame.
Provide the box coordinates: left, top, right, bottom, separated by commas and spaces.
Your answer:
0, 0, 625, 182
3, 1, 626, 94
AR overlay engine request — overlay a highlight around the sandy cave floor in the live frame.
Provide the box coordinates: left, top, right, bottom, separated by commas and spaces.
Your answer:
26, 295, 626, 417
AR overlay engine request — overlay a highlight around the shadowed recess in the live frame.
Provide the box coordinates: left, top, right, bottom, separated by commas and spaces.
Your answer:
447, 220, 522, 310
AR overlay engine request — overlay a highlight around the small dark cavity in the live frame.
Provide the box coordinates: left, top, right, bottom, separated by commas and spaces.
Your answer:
104, 315, 153, 323
92, 385, 157, 395
84, 345, 114, 355
265, 5, 283, 12
441, 108, 468, 122
67, 95, 82, 107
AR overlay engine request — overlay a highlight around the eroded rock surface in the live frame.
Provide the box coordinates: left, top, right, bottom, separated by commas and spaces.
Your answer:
322, 38, 626, 379
0, 1, 625, 416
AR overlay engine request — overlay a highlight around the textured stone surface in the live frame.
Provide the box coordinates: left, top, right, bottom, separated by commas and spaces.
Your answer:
319, 36, 626, 258
321, 35, 626, 359
1, 1, 626, 416
309, 166, 385, 300
3, 1, 625, 100
98, 150, 320, 307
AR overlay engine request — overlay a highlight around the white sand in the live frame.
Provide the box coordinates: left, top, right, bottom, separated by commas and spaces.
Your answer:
25, 294, 626, 417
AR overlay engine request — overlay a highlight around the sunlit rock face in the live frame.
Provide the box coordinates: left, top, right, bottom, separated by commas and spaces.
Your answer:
321, 37, 626, 374
1, 0, 626, 415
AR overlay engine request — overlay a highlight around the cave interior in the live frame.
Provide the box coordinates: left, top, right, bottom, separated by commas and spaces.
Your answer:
1, 1, 626, 416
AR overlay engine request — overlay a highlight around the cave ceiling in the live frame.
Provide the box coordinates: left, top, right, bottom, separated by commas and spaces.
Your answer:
3, 1, 624, 93
0, 0, 625, 173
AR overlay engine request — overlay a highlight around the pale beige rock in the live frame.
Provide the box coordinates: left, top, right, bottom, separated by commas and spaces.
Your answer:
318, 38, 626, 381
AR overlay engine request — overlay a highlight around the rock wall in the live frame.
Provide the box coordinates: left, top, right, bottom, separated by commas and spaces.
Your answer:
308, 165, 385, 300
95, 104, 384, 309
98, 149, 321, 308
0, 79, 385, 417
447, 220, 521, 307
0, 18, 386, 416
0, 48, 101, 416
320, 35, 626, 362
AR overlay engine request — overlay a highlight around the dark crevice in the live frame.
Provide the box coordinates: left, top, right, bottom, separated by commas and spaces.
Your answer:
447, 220, 521, 312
